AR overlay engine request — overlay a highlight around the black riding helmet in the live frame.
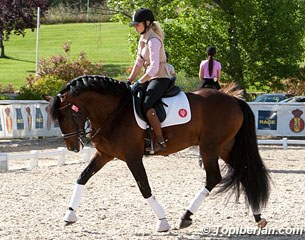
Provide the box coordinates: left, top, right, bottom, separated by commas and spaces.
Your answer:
130, 8, 155, 28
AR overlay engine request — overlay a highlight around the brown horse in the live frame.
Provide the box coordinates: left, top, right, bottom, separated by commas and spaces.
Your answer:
43, 75, 270, 232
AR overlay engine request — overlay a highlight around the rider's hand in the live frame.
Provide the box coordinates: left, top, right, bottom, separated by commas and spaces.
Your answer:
131, 80, 142, 93
125, 80, 132, 88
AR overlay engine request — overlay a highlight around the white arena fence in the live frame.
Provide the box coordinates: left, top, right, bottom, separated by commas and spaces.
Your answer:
257, 137, 305, 149
1, 138, 304, 172
0, 101, 305, 172
0, 146, 95, 172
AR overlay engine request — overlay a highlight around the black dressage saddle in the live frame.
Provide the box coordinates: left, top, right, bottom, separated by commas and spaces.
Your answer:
134, 77, 181, 123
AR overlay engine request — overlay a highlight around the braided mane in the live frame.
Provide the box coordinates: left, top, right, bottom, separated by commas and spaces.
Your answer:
59, 75, 129, 96
49, 75, 129, 121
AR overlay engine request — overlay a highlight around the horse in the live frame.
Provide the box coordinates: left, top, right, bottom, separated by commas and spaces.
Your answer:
43, 75, 270, 232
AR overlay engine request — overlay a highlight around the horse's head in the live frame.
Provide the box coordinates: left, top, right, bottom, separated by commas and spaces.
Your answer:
43, 94, 88, 153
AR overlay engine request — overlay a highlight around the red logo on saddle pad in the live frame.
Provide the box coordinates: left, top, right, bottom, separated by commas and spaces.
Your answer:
178, 109, 188, 118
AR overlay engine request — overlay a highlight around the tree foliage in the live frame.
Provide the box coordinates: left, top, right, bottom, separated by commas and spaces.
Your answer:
106, 0, 179, 21
164, 0, 305, 91
47, 0, 105, 8
0, 0, 48, 57
107, 0, 305, 91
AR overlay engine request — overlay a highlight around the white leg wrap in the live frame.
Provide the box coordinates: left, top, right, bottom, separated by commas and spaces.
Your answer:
187, 187, 209, 213
68, 183, 85, 210
146, 196, 170, 232
146, 195, 166, 220
64, 209, 77, 223
156, 218, 170, 232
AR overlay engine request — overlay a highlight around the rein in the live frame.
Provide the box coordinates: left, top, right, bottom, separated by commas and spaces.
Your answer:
57, 91, 131, 145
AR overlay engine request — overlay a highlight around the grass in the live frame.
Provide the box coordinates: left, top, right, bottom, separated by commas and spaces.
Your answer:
0, 22, 133, 89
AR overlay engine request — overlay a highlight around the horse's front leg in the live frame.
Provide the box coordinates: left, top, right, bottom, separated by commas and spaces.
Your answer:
64, 151, 112, 225
126, 158, 171, 232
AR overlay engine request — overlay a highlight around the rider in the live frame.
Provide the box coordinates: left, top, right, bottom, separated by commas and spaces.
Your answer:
198, 46, 222, 167
128, 8, 171, 152
199, 46, 222, 90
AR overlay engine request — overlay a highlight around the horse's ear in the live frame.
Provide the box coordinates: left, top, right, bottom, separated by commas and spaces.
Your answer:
42, 95, 52, 102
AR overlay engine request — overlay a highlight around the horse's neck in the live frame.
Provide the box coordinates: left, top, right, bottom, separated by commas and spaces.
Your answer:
85, 93, 124, 127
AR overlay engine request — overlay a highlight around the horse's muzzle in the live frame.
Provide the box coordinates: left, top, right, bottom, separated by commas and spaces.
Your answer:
65, 141, 81, 153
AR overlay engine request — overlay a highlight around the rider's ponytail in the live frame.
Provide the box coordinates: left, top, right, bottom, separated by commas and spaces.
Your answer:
206, 46, 217, 77
208, 55, 214, 77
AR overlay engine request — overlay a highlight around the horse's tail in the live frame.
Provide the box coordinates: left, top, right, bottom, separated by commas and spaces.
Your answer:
220, 98, 270, 212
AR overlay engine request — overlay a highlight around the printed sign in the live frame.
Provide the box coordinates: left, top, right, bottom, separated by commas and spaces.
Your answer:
258, 110, 277, 130
289, 109, 305, 133
15, 108, 24, 130
35, 108, 44, 129
0, 101, 61, 138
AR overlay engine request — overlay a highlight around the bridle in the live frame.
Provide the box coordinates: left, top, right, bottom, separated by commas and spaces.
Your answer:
58, 102, 91, 147
57, 88, 132, 147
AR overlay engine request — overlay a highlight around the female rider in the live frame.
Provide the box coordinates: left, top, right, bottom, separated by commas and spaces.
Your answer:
128, 8, 171, 152
199, 46, 222, 90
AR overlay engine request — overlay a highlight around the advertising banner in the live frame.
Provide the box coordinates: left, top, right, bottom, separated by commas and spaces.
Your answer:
249, 102, 305, 137
0, 100, 304, 139
0, 100, 61, 139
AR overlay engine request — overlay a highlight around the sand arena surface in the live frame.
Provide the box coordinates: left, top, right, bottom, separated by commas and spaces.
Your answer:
0, 138, 304, 240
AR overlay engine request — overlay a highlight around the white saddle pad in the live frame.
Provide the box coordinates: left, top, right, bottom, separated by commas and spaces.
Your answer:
133, 92, 191, 129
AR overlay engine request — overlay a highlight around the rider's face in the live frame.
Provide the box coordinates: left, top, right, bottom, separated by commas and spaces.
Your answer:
133, 22, 145, 34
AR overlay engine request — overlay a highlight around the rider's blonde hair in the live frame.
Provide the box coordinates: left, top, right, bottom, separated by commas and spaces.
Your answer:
146, 21, 164, 41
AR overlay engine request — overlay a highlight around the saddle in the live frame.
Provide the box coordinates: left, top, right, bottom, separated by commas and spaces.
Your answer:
134, 77, 181, 122
201, 78, 221, 90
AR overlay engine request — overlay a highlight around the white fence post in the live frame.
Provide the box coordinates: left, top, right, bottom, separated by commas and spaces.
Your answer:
57, 147, 66, 166
283, 137, 288, 150
81, 147, 91, 163
30, 150, 38, 169
0, 153, 8, 172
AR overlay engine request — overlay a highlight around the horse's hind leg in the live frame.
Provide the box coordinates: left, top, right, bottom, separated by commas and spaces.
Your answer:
179, 152, 221, 229
252, 206, 268, 228
64, 152, 112, 225
126, 158, 170, 232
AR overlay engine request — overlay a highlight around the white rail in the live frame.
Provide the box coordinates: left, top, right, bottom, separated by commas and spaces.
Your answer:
0, 147, 95, 172
257, 137, 305, 150
1, 138, 305, 172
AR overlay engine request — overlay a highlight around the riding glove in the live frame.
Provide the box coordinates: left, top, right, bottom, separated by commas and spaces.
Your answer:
131, 80, 142, 93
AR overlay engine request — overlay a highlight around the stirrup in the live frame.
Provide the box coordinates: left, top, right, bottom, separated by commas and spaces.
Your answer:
158, 139, 168, 148
145, 139, 168, 153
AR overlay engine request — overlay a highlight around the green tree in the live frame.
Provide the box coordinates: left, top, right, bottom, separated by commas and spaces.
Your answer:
165, 0, 305, 91
106, 0, 305, 91
0, 0, 48, 58
106, 0, 179, 21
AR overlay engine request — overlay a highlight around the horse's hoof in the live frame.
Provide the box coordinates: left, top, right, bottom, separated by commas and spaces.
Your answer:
63, 209, 77, 225
156, 218, 171, 232
64, 221, 76, 226
257, 218, 267, 228
178, 218, 193, 229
